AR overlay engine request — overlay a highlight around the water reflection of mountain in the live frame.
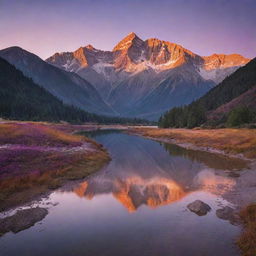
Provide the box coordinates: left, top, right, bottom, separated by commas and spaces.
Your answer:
69, 132, 236, 212
74, 177, 186, 212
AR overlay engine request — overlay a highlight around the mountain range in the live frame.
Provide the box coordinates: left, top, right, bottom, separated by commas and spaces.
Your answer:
0, 47, 115, 116
0, 33, 250, 120
159, 57, 256, 128
46, 32, 249, 120
0, 56, 94, 122
0, 56, 147, 124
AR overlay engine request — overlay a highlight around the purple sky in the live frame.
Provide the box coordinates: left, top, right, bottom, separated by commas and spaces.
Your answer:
1, 0, 255, 59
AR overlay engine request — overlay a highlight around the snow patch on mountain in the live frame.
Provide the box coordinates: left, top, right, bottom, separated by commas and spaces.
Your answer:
198, 68, 218, 82
92, 62, 114, 74
62, 59, 78, 72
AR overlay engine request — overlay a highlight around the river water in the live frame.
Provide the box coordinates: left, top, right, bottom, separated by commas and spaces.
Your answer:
0, 130, 241, 256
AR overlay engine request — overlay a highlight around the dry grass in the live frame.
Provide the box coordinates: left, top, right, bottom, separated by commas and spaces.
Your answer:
237, 204, 256, 256
0, 150, 109, 211
0, 122, 110, 211
130, 128, 256, 159
0, 122, 84, 147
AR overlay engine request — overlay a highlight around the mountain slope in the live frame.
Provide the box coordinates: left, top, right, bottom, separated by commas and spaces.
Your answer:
0, 57, 149, 124
128, 65, 214, 119
159, 57, 256, 127
0, 56, 104, 122
0, 47, 116, 116
208, 86, 256, 121
47, 33, 249, 120
197, 57, 256, 111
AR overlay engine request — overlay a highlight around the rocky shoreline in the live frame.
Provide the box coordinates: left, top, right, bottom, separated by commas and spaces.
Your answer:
0, 207, 48, 236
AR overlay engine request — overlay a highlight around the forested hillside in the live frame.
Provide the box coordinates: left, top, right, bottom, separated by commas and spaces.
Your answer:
0, 57, 148, 124
159, 58, 256, 128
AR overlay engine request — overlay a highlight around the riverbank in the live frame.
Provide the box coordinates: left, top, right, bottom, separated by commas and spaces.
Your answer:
128, 127, 256, 160
237, 204, 256, 256
0, 122, 110, 211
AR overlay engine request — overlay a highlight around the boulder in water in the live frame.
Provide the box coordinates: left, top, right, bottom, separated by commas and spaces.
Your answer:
216, 206, 239, 224
0, 207, 48, 236
187, 200, 211, 216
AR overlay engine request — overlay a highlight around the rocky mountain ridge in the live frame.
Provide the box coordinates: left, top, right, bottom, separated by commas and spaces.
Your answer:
47, 33, 249, 120
47, 33, 249, 82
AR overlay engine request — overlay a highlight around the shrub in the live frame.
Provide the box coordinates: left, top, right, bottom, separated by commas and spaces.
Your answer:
226, 106, 255, 127
237, 204, 256, 256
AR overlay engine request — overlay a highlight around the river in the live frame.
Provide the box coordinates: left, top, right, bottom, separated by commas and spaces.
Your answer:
0, 130, 241, 256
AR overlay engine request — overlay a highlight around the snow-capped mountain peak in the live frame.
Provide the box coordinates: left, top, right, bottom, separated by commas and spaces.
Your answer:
46, 33, 250, 120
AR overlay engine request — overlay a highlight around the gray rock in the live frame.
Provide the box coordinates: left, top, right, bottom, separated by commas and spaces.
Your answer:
0, 207, 48, 236
216, 206, 234, 220
187, 200, 211, 216
216, 206, 239, 224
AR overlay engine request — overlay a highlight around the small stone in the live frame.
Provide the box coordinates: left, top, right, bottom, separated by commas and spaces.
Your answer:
216, 206, 239, 224
187, 200, 211, 216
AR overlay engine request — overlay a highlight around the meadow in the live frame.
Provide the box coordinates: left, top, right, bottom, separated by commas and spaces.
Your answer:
0, 122, 110, 211
130, 127, 256, 159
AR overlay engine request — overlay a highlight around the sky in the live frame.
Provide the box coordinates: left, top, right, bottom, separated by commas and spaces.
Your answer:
0, 0, 255, 59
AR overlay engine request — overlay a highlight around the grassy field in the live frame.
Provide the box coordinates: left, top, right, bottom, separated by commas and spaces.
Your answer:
237, 204, 256, 256
130, 127, 256, 159
0, 122, 110, 211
